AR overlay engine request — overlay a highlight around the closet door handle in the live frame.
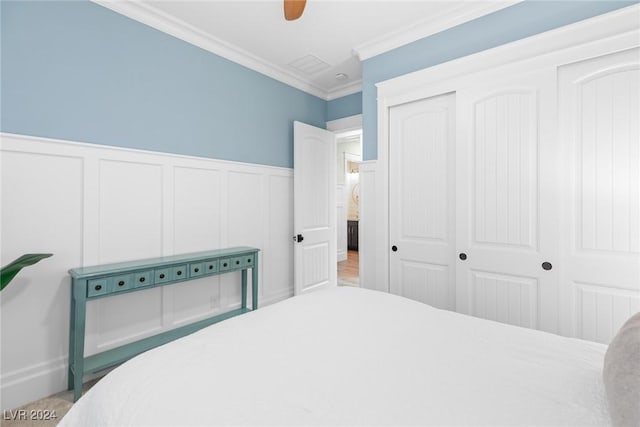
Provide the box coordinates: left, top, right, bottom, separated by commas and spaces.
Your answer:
542, 262, 552, 271
459, 253, 467, 261
391, 245, 398, 252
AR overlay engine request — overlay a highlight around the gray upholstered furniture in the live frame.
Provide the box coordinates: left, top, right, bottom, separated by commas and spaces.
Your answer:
603, 312, 640, 427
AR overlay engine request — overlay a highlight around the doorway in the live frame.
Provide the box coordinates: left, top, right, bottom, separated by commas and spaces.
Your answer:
336, 130, 362, 287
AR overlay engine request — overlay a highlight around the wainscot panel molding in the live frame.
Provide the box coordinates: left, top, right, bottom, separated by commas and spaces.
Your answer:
0, 132, 294, 410
359, 160, 384, 293
336, 184, 347, 263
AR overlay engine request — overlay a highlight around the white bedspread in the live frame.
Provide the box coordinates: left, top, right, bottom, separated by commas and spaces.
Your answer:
60, 287, 610, 426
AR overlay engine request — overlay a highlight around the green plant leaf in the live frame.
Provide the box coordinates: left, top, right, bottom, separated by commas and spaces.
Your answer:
1, 254, 53, 291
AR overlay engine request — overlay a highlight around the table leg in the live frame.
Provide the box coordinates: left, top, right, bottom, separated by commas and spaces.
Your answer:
71, 280, 86, 402
241, 269, 247, 309
252, 255, 259, 310
67, 290, 76, 391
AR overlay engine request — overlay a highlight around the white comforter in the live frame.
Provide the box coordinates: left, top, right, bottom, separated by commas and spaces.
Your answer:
60, 287, 610, 426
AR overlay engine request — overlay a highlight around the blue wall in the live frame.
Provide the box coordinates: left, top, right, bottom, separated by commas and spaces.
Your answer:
361, 0, 637, 160
1, 1, 326, 168
327, 92, 362, 122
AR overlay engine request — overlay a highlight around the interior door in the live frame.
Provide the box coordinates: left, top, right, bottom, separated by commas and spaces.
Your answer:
293, 121, 336, 294
455, 68, 561, 333
557, 48, 640, 343
389, 93, 456, 310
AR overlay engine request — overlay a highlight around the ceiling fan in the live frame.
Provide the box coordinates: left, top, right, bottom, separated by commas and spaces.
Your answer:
284, 0, 306, 21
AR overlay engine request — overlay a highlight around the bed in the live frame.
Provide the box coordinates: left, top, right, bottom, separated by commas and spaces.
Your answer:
60, 286, 620, 426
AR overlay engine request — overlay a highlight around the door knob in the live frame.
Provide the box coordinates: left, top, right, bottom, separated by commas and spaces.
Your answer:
391, 245, 398, 252
459, 253, 467, 260
542, 262, 552, 270
293, 234, 304, 243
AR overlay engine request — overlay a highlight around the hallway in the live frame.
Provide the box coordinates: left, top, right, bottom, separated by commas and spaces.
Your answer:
338, 250, 359, 287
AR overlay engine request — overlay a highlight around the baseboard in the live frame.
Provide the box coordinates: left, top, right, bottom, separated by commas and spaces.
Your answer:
1, 357, 67, 411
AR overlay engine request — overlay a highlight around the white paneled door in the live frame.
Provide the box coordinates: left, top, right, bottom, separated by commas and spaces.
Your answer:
389, 94, 456, 310
455, 69, 561, 333
558, 48, 640, 343
387, 49, 640, 341
383, 10, 639, 343
293, 121, 336, 294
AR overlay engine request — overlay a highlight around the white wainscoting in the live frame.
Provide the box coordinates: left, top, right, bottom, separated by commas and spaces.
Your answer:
336, 184, 347, 262
0, 132, 294, 410
359, 161, 383, 293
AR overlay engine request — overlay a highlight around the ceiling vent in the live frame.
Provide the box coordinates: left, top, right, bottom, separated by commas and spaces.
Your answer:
288, 54, 330, 75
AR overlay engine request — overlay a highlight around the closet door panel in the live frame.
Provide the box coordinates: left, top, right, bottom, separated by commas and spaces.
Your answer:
558, 47, 640, 343
456, 69, 560, 333
472, 92, 537, 248
389, 93, 456, 310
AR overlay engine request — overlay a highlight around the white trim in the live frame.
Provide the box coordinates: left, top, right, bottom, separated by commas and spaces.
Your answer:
358, 160, 381, 292
0, 132, 292, 174
375, 5, 640, 296
0, 356, 68, 413
91, 0, 507, 100
353, 1, 520, 60
326, 114, 363, 133
326, 80, 363, 101
92, 0, 327, 99
377, 5, 640, 100
0, 356, 67, 387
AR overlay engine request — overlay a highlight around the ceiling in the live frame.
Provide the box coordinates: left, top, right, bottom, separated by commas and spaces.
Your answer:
95, 0, 517, 100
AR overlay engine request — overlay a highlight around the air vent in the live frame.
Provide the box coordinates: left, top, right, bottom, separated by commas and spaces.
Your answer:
288, 54, 330, 75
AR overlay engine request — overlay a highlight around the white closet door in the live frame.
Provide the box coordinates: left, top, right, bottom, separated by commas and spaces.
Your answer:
389, 93, 456, 310
455, 69, 561, 333
558, 48, 640, 343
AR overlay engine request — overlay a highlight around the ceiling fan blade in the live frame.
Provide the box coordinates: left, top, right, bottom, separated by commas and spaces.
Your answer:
284, 0, 306, 21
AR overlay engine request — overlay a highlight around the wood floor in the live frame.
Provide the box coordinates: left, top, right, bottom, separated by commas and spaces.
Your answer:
338, 250, 359, 287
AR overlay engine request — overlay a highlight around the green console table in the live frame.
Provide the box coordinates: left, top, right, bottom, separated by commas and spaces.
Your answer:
68, 247, 259, 401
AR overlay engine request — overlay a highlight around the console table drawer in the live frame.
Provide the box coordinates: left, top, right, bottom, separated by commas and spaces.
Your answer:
242, 254, 255, 267
134, 271, 153, 288
87, 278, 108, 297
171, 265, 187, 280
154, 268, 170, 284
112, 274, 133, 292
189, 262, 204, 277
220, 256, 247, 271
219, 258, 233, 271
203, 259, 219, 274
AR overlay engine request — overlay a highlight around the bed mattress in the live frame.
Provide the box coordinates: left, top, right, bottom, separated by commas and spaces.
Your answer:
60, 287, 610, 426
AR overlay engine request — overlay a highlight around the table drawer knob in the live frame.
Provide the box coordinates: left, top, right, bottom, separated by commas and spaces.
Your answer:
159, 273, 165, 279
139, 277, 145, 283
95, 284, 102, 291
118, 280, 125, 287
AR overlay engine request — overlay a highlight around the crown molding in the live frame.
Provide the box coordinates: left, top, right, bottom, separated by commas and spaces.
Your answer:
92, 0, 329, 99
375, 3, 640, 101
92, 0, 512, 101
326, 79, 363, 101
353, 1, 521, 61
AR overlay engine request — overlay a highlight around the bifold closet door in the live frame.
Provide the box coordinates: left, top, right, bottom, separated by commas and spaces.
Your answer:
389, 93, 456, 310
557, 48, 640, 343
455, 69, 561, 333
